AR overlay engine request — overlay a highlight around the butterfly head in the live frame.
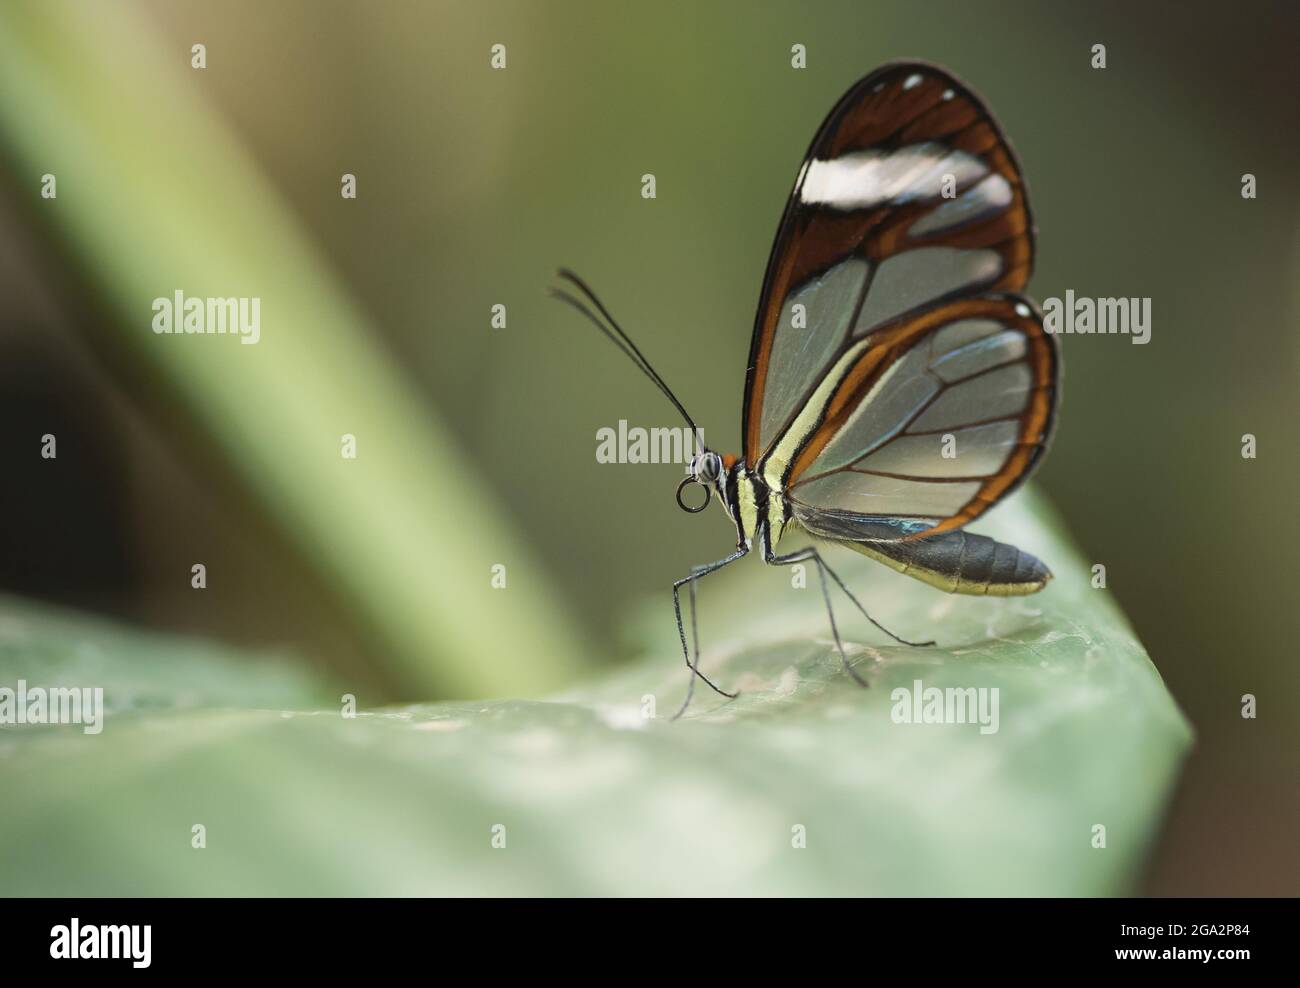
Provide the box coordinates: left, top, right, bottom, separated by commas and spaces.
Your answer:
677, 450, 725, 514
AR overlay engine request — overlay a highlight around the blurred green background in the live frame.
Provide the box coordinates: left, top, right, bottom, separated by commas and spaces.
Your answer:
0, 0, 1296, 895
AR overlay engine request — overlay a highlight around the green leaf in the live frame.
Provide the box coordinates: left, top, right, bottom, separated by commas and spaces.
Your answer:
0, 490, 1190, 896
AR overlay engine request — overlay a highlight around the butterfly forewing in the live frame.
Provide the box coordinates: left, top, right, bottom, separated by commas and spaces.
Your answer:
742, 61, 1054, 538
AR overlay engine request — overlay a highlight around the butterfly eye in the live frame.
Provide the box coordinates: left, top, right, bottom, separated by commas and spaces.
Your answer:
696, 452, 721, 483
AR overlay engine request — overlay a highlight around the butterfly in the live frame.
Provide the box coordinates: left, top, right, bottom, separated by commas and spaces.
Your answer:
552, 61, 1060, 718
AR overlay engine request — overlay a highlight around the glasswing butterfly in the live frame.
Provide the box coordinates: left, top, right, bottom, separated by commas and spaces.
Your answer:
552, 61, 1060, 718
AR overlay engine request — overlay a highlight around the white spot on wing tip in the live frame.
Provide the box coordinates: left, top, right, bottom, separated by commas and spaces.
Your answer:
942, 88, 955, 101
1015, 303, 1031, 317
903, 73, 923, 90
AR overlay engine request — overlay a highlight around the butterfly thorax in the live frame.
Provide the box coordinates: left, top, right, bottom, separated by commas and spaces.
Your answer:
717, 456, 792, 556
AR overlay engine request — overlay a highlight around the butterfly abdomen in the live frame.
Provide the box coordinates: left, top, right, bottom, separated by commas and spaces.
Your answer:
837, 529, 1052, 596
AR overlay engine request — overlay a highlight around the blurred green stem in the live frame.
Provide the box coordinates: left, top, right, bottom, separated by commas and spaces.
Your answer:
0, 3, 587, 695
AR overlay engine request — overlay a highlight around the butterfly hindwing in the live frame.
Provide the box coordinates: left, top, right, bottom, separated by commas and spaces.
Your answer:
777, 295, 1058, 538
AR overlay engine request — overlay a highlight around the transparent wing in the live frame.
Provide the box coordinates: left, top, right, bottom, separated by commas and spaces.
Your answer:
782, 294, 1058, 539
742, 61, 1034, 468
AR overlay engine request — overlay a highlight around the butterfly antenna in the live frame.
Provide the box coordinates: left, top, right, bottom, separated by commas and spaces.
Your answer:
556, 269, 674, 393
549, 270, 700, 435
547, 287, 648, 379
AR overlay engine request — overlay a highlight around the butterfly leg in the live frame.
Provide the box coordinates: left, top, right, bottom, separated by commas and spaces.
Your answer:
765, 545, 868, 686
766, 544, 935, 687
813, 549, 936, 649
671, 546, 748, 720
